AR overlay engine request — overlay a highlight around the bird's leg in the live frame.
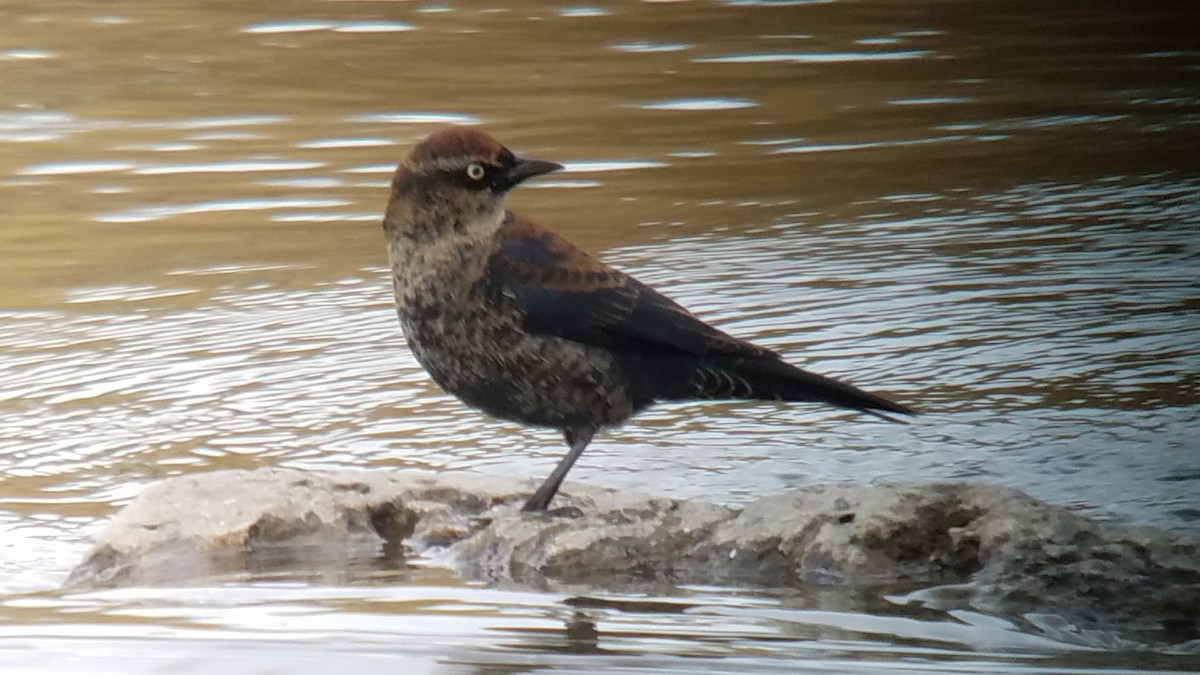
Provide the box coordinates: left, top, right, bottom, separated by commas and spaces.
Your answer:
521, 427, 596, 512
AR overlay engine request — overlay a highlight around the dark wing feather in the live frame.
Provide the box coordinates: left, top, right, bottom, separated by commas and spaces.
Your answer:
489, 212, 773, 358
487, 212, 916, 419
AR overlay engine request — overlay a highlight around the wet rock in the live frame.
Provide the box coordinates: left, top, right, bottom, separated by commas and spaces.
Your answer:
710, 484, 1200, 645
66, 469, 420, 587
67, 468, 1200, 645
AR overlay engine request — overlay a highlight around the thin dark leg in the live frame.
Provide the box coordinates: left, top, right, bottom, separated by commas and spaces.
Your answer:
521, 427, 596, 512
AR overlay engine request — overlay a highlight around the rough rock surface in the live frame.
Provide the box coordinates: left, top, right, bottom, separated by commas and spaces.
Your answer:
67, 468, 1200, 646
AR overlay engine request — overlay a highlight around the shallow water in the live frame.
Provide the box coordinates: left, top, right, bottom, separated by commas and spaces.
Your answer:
1, 0, 1199, 672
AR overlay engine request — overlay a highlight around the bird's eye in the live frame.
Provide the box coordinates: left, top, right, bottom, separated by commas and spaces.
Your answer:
465, 163, 486, 181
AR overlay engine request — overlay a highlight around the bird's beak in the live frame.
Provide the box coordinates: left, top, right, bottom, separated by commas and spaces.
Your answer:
501, 155, 564, 189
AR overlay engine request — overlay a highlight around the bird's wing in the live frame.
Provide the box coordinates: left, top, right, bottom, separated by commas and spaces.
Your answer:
487, 212, 775, 358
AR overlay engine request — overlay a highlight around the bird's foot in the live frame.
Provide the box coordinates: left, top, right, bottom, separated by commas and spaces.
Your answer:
520, 498, 582, 519
546, 505, 583, 519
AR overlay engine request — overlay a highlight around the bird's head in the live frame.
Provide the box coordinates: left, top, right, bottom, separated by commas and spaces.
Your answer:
386, 126, 562, 240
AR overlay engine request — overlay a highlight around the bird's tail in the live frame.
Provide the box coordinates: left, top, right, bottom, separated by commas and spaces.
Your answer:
743, 356, 916, 420
651, 354, 916, 422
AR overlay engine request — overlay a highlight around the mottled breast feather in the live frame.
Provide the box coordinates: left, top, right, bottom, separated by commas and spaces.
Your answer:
488, 211, 777, 359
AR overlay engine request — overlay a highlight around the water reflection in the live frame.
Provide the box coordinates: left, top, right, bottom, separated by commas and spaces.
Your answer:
97, 197, 349, 223
638, 97, 759, 111
5, 579, 1192, 674
242, 20, 417, 35
610, 41, 691, 54
19, 161, 135, 176
346, 112, 482, 126
695, 50, 933, 64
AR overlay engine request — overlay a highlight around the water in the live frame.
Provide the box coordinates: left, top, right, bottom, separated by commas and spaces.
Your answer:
1, 0, 1198, 672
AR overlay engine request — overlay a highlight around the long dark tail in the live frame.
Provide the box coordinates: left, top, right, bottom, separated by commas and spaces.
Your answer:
734, 356, 915, 421
639, 353, 916, 422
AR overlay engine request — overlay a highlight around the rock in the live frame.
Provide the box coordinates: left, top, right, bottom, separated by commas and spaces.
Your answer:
67, 468, 1200, 646
66, 469, 420, 587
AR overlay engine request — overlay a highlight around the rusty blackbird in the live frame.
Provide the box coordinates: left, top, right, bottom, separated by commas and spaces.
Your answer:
382, 127, 915, 512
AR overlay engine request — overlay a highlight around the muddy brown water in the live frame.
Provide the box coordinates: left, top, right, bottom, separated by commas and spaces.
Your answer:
1, 0, 1198, 672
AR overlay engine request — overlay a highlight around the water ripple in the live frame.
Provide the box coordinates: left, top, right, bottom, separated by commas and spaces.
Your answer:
0, 112, 102, 142
97, 197, 350, 223
333, 21, 417, 33
638, 97, 758, 111
559, 6, 609, 17
721, 0, 836, 6
242, 19, 334, 34
560, 160, 669, 172
610, 41, 691, 53
342, 163, 395, 175
168, 115, 288, 129
242, 20, 416, 35
889, 96, 972, 106
64, 286, 199, 305
696, 50, 932, 64
347, 112, 481, 125
769, 135, 970, 154
133, 160, 325, 175
1, 49, 56, 60
270, 212, 379, 223
19, 161, 135, 176
295, 137, 395, 149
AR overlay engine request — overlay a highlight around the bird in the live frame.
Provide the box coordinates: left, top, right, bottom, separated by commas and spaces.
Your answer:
382, 126, 915, 512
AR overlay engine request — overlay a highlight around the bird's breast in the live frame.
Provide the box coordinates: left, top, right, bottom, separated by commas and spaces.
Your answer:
385, 208, 505, 312
395, 289, 636, 431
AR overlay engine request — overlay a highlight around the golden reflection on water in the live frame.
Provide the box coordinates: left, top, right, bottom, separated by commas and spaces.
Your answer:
1, 0, 1198, 670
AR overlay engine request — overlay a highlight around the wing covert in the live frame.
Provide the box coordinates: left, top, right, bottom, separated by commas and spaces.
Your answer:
488, 212, 774, 358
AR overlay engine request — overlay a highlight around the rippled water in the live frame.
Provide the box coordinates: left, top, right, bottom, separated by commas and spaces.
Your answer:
1, 0, 1198, 672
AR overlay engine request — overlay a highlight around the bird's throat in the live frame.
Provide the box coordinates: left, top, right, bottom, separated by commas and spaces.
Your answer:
387, 208, 504, 312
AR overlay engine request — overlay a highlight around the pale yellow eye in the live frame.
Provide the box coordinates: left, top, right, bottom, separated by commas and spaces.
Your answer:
466, 163, 485, 181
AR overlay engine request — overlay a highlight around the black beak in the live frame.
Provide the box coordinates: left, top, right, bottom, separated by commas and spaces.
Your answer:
499, 155, 563, 191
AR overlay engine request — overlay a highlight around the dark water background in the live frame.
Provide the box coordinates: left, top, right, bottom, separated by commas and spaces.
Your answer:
1, 1, 1198, 672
